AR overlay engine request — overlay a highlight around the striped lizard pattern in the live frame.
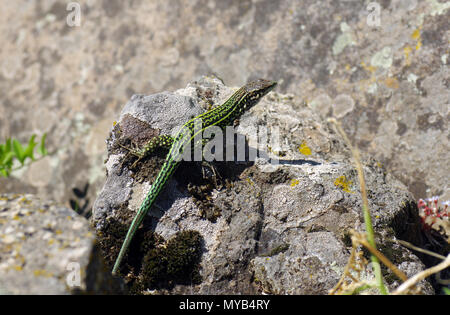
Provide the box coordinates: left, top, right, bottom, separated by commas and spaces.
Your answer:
112, 79, 277, 275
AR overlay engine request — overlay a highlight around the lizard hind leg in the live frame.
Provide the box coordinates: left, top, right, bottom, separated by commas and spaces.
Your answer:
119, 135, 175, 169
139, 134, 175, 156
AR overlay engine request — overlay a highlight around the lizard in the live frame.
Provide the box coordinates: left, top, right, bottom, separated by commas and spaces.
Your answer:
112, 79, 277, 275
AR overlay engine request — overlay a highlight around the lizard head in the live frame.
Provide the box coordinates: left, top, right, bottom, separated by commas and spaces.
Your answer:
237, 79, 277, 112
245, 79, 277, 98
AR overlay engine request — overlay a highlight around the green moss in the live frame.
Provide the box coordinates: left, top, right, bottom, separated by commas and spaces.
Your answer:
97, 215, 163, 276
97, 219, 130, 269
166, 231, 203, 281
269, 243, 290, 256
98, 217, 203, 293
342, 231, 353, 247
140, 230, 203, 289
260, 243, 290, 257
176, 160, 243, 223
187, 182, 222, 222
140, 247, 169, 287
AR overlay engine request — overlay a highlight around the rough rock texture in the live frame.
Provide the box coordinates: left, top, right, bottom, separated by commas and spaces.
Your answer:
92, 77, 434, 294
0, 193, 121, 294
0, 0, 447, 220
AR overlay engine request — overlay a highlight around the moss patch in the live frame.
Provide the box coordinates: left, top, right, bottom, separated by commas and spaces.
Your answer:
98, 219, 203, 293
261, 243, 290, 257
177, 160, 251, 222
139, 230, 203, 290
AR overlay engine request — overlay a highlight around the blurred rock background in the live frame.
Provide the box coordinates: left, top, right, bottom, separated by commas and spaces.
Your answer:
0, 0, 448, 215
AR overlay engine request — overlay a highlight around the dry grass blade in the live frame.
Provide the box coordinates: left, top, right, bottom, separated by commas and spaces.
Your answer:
393, 254, 450, 295
352, 231, 408, 282
327, 118, 387, 295
396, 239, 446, 260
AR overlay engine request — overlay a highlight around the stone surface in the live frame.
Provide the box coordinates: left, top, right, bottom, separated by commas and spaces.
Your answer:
92, 77, 434, 294
0, 0, 446, 295
0, 193, 121, 294
0, 0, 448, 217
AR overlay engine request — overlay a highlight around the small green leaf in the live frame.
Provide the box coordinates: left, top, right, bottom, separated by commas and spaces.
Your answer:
2, 151, 14, 166
0, 168, 9, 177
5, 138, 12, 152
12, 139, 25, 164
23, 134, 37, 161
37, 133, 48, 156
0, 138, 14, 177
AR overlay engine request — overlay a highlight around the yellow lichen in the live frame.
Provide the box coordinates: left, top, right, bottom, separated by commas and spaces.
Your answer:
415, 40, 422, 51
411, 28, 422, 50
384, 77, 399, 89
298, 141, 312, 156
334, 175, 354, 193
290, 179, 300, 187
360, 61, 376, 74
404, 45, 413, 65
59, 241, 70, 250
33, 269, 53, 277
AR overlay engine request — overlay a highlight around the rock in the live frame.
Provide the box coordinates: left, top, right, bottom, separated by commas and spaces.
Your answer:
92, 77, 434, 294
0, 0, 445, 295
0, 193, 122, 294
1, 1, 448, 216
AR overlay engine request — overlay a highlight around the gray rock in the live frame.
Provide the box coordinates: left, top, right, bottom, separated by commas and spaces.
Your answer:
0, 0, 444, 295
0, 1, 448, 251
0, 193, 121, 294
92, 77, 434, 294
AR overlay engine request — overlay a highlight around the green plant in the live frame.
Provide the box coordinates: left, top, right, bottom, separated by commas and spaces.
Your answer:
328, 118, 387, 295
327, 119, 449, 295
0, 133, 48, 177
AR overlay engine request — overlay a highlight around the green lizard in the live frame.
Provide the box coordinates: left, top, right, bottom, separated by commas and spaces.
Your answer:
112, 79, 277, 275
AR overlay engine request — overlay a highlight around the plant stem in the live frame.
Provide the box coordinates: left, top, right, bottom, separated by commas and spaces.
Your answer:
328, 118, 388, 295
